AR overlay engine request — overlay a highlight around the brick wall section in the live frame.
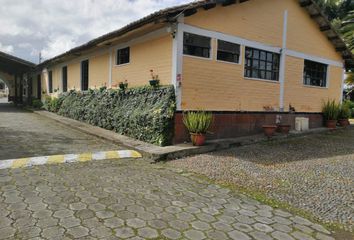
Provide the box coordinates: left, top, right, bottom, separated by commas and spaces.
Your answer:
173, 112, 323, 144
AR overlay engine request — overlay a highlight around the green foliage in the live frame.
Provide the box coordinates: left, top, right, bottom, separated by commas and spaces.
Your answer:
322, 99, 341, 120
31, 99, 43, 109
43, 96, 63, 113
53, 86, 176, 146
183, 111, 213, 134
338, 102, 351, 119
343, 100, 354, 117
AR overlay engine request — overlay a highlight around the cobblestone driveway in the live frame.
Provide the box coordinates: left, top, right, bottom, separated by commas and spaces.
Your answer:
0, 159, 335, 240
168, 129, 354, 233
0, 102, 121, 160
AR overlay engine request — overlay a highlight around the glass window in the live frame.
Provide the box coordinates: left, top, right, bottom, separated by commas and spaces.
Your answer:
244, 47, 280, 81
117, 47, 130, 65
217, 40, 240, 63
48, 71, 53, 93
183, 32, 211, 58
303, 60, 327, 87
81, 60, 89, 91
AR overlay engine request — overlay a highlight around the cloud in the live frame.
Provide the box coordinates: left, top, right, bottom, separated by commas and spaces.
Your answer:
0, 0, 191, 63
0, 43, 14, 53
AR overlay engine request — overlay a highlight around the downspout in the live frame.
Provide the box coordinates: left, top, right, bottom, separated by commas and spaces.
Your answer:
279, 10, 288, 112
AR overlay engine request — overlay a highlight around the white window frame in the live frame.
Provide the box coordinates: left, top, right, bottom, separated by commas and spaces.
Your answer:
115, 46, 130, 66
182, 32, 213, 61
243, 46, 281, 83
216, 39, 242, 65
302, 59, 329, 89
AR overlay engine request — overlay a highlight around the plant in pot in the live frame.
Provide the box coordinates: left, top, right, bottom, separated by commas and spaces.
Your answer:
262, 124, 277, 138
338, 103, 351, 127
183, 111, 213, 146
119, 80, 128, 91
149, 69, 160, 87
322, 99, 340, 129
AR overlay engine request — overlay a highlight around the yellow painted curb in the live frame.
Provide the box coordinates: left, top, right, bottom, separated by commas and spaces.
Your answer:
0, 150, 142, 170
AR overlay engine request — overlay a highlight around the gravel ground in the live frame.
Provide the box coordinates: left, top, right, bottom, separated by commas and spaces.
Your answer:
166, 128, 354, 232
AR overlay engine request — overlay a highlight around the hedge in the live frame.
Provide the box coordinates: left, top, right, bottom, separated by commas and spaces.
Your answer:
50, 86, 176, 146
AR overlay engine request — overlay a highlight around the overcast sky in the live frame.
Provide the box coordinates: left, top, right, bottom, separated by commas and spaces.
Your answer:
0, 0, 190, 63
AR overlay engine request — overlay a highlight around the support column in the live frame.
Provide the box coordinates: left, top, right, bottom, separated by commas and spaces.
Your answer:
20, 73, 23, 104
279, 10, 288, 112
171, 16, 184, 111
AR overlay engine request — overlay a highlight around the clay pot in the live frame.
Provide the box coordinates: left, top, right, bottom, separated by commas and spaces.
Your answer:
262, 125, 277, 138
278, 124, 291, 134
338, 119, 349, 127
190, 133, 206, 146
325, 120, 337, 129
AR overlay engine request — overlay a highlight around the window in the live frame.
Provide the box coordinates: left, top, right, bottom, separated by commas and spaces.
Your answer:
303, 60, 327, 87
37, 74, 41, 99
48, 71, 53, 93
62, 66, 68, 92
244, 47, 280, 81
217, 40, 240, 63
116, 47, 130, 65
183, 32, 211, 58
81, 60, 89, 91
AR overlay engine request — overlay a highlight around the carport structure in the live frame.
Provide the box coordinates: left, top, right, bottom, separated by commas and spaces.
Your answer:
0, 51, 35, 104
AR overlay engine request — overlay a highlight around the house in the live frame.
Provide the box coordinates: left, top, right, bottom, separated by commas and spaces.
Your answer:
2, 0, 353, 143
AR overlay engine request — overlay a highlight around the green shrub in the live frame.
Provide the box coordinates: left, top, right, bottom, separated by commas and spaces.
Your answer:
339, 102, 351, 119
322, 99, 340, 121
183, 111, 213, 134
32, 99, 43, 109
44, 96, 64, 113
56, 86, 176, 146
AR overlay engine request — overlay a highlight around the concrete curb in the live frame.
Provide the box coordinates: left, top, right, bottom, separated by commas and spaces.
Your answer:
0, 150, 142, 170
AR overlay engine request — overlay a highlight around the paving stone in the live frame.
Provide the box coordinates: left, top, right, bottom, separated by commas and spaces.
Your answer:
66, 226, 89, 238
36, 217, 58, 228
59, 216, 81, 228
169, 219, 190, 231
148, 219, 167, 229
212, 221, 233, 232
104, 217, 124, 228
311, 224, 331, 235
315, 232, 335, 240
272, 223, 292, 233
0, 226, 16, 239
41, 226, 65, 239
253, 222, 274, 233
233, 222, 254, 232
250, 231, 273, 240
206, 230, 229, 240
75, 209, 95, 219
96, 210, 115, 219
127, 218, 146, 228
161, 228, 181, 239
53, 209, 74, 219
137, 227, 158, 239
228, 229, 251, 240
291, 216, 313, 226
90, 225, 113, 238
15, 226, 41, 239
115, 227, 135, 239
271, 231, 295, 240
191, 220, 212, 231
184, 229, 206, 240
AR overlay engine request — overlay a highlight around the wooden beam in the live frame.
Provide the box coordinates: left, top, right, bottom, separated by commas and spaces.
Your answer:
203, 3, 216, 10
184, 8, 197, 17
222, 0, 236, 7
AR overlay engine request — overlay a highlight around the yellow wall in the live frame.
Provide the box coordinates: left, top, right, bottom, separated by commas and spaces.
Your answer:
90, 52, 109, 88
111, 35, 172, 87
181, 0, 343, 112
284, 56, 342, 112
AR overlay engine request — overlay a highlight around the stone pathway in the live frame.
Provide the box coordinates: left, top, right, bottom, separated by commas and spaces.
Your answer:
0, 159, 335, 239
167, 128, 354, 233
0, 102, 123, 160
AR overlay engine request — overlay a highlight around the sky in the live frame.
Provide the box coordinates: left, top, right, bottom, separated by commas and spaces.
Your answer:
0, 0, 191, 64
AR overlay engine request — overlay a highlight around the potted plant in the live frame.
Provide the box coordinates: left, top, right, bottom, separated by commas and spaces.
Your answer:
119, 80, 128, 91
183, 111, 213, 146
149, 70, 160, 87
277, 124, 291, 134
338, 103, 351, 127
262, 125, 277, 138
322, 99, 340, 129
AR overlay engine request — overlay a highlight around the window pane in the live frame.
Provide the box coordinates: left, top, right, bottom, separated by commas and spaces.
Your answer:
244, 47, 280, 81
117, 47, 130, 65
303, 60, 327, 87
217, 40, 240, 63
183, 32, 211, 58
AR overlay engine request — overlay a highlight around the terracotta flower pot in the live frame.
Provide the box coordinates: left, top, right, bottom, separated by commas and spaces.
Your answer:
262, 125, 277, 138
190, 133, 206, 146
325, 120, 337, 129
278, 124, 291, 134
338, 119, 349, 127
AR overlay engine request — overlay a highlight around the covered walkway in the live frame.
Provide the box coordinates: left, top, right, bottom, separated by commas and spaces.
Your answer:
0, 51, 35, 104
